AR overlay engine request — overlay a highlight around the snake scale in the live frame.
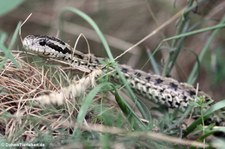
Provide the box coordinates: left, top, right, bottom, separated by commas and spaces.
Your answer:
22, 35, 221, 125
22, 35, 212, 110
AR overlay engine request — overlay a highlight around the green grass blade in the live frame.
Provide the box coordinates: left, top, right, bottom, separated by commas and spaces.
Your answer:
114, 89, 146, 130
162, 0, 194, 76
0, 32, 7, 44
58, 7, 148, 119
59, 7, 113, 59
0, 0, 25, 16
163, 23, 225, 42
198, 127, 225, 142
0, 44, 19, 67
187, 16, 225, 84
154, 22, 225, 80
147, 49, 160, 75
76, 82, 112, 124
8, 22, 22, 50
183, 99, 225, 137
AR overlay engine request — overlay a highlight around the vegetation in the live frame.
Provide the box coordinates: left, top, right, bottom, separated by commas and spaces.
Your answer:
0, 0, 225, 148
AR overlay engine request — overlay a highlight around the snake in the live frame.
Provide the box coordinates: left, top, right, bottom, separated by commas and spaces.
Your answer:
22, 35, 213, 111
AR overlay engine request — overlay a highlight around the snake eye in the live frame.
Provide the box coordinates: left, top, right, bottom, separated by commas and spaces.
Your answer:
39, 39, 46, 46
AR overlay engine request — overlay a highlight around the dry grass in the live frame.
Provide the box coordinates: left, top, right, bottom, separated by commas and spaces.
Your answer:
0, 52, 98, 143
0, 54, 57, 100
1, 0, 225, 148
0, 51, 131, 147
0, 53, 58, 141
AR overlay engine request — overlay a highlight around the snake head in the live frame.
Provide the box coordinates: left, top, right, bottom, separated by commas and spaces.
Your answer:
22, 35, 72, 58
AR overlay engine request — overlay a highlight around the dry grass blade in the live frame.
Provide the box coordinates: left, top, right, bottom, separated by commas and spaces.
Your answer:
0, 51, 103, 143
0, 52, 57, 104
28, 69, 103, 105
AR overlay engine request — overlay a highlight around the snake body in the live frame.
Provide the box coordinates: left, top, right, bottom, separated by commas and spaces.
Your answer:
22, 35, 212, 112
